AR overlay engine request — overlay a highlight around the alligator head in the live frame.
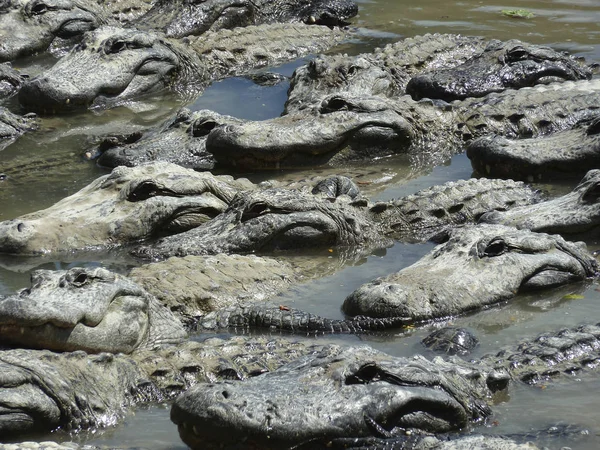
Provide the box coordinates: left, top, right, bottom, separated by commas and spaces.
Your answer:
343, 224, 598, 320
0, 162, 250, 255
138, 0, 356, 38
467, 116, 600, 181
0, 0, 103, 62
171, 345, 493, 448
206, 94, 415, 169
406, 40, 592, 101
0, 267, 186, 353
480, 169, 600, 235
18, 26, 195, 112
135, 185, 388, 260
96, 108, 243, 170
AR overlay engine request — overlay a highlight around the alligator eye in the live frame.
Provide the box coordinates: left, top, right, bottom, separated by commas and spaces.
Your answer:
191, 119, 218, 137
127, 180, 161, 202
320, 97, 350, 114
241, 202, 269, 221
582, 182, 600, 204
505, 47, 530, 62
482, 238, 508, 257
28, 0, 51, 15
71, 272, 89, 286
345, 363, 380, 385
105, 40, 131, 55
586, 117, 600, 136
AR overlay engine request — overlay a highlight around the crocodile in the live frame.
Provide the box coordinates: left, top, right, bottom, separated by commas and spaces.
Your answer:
205, 79, 600, 170
468, 115, 600, 181
479, 169, 600, 236
405, 39, 592, 101
0, 162, 255, 255
343, 224, 598, 320
0, 0, 107, 62
136, 0, 358, 38
171, 321, 600, 448
285, 34, 590, 114
17, 23, 348, 112
134, 177, 540, 260
0, 107, 38, 151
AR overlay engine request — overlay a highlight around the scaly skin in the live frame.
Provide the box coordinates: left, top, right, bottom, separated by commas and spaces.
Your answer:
206, 79, 600, 170
480, 169, 600, 235
0, 0, 106, 62
406, 39, 592, 101
343, 224, 598, 320
0, 63, 26, 99
136, 0, 357, 38
171, 321, 600, 449
134, 177, 540, 260
0, 107, 38, 151
17, 23, 348, 112
0, 162, 255, 255
468, 116, 600, 181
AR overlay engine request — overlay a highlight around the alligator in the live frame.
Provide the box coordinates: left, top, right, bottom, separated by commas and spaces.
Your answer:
0, 162, 255, 255
284, 34, 591, 114
468, 115, 600, 181
171, 320, 600, 448
135, 0, 357, 38
17, 23, 348, 112
0, 0, 106, 62
134, 177, 540, 260
205, 79, 600, 170
405, 39, 592, 101
0, 266, 329, 437
195, 223, 599, 334
342, 224, 598, 320
0, 107, 38, 151
479, 169, 600, 236
0, 63, 26, 99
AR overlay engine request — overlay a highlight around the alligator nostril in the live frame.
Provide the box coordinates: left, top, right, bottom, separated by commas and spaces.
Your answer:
222, 390, 230, 399
17, 223, 24, 232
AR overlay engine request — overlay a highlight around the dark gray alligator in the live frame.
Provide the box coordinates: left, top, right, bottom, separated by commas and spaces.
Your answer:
0, 0, 106, 62
405, 39, 592, 101
205, 79, 600, 170
17, 23, 347, 112
136, 0, 357, 38
0, 107, 38, 151
479, 169, 600, 236
134, 177, 540, 260
0, 162, 255, 255
171, 321, 600, 448
468, 115, 600, 181
285, 34, 590, 114
343, 224, 598, 321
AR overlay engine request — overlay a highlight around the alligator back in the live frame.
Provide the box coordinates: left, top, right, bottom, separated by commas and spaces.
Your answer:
457, 79, 600, 140
189, 23, 348, 80
371, 178, 542, 241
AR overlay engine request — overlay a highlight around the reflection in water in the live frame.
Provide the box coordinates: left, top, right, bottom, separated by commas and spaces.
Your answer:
1, 0, 600, 448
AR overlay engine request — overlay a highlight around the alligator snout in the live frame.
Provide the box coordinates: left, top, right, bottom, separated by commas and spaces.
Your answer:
19, 76, 88, 113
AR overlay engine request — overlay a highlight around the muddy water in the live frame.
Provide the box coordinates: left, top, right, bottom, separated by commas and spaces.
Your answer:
1, 0, 600, 448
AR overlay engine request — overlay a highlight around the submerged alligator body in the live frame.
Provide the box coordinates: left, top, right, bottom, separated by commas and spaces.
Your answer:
468, 115, 600, 181
285, 34, 591, 113
18, 23, 347, 112
0, 162, 255, 255
134, 177, 540, 260
205, 79, 600, 170
136, 0, 357, 38
172, 320, 600, 448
